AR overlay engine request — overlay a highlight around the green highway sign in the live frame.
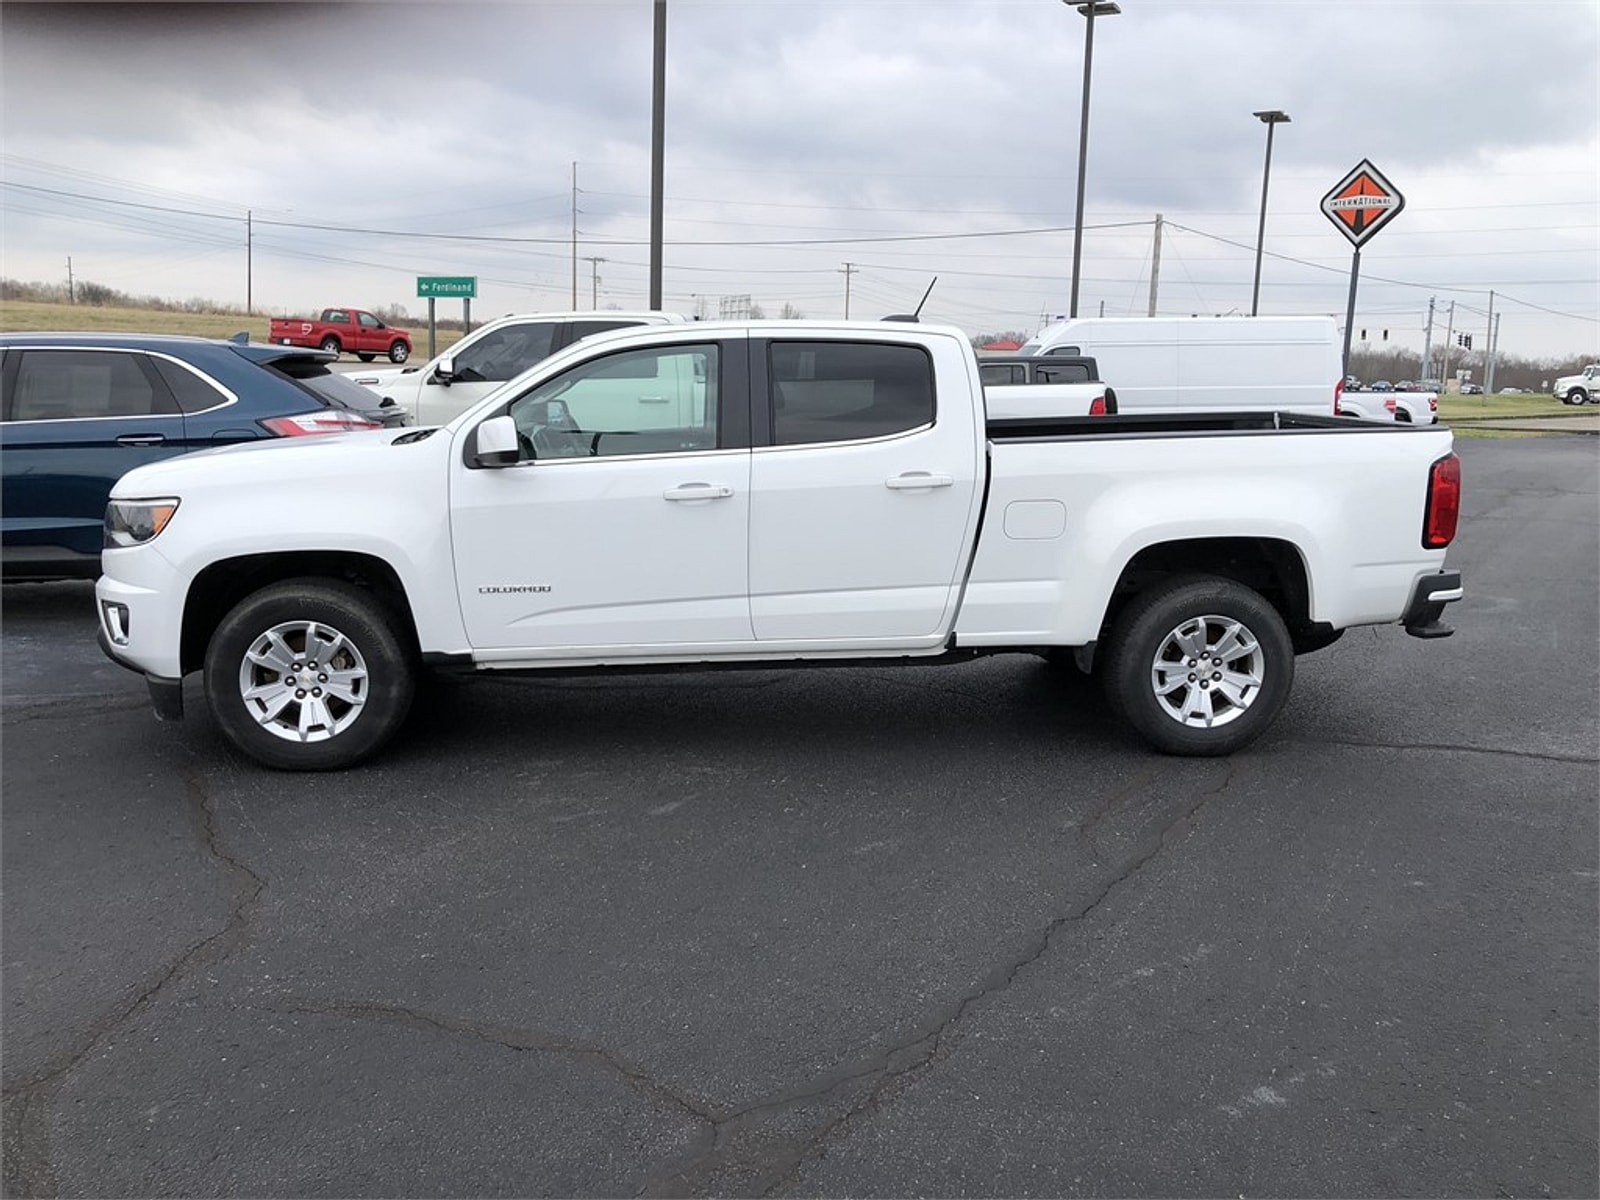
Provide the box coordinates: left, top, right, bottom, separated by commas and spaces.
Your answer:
417, 275, 477, 298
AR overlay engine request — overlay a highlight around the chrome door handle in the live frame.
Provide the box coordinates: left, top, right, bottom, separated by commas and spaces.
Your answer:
885, 472, 953, 490
663, 483, 734, 501
115, 434, 167, 446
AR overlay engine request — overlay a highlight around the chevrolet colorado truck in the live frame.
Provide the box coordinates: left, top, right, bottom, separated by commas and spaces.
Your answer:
95, 320, 1464, 770
268, 308, 412, 363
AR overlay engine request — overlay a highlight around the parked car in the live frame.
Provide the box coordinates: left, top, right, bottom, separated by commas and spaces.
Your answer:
0, 334, 394, 581
1459, 383, 1484, 396
1370, 380, 1394, 392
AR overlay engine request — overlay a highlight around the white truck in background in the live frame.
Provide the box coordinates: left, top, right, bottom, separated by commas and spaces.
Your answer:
350, 311, 690, 426
96, 319, 1464, 771
1552, 364, 1600, 405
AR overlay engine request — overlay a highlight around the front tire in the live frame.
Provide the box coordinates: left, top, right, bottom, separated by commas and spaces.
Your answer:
1566, 389, 1588, 406
389, 341, 410, 364
1101, 575, 1293, 756
203, 579, 416, 770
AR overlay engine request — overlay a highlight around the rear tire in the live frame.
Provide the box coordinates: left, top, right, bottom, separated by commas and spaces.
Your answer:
320, 336, 342, 357
357, 352, 376, 362
203, 579, 415, 770
1101, 575, 1293, 756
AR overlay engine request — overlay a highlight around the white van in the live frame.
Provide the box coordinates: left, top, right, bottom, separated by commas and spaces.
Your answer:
1018, 316, 1342, 417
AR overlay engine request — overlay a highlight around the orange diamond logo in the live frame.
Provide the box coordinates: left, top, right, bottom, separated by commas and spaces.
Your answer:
1321, 159, 1405, 247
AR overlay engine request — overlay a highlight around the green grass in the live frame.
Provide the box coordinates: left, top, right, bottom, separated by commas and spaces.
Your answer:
0, 299, 465, 352
1437, 392, 1571, 420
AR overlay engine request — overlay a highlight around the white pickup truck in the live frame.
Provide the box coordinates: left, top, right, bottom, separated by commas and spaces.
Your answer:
95, 320, 1464, 770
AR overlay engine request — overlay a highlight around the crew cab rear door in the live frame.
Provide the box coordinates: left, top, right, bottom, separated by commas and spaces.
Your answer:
746, 335, 982, 645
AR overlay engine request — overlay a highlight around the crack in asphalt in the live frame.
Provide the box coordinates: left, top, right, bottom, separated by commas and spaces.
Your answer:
641, 762, 1242, 1197
1, 763, 265, 1200
1312, 735, 1598, 765
264, 999, 724, 1131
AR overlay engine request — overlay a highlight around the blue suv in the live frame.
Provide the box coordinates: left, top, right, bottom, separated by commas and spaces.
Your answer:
1, 334, 405, 581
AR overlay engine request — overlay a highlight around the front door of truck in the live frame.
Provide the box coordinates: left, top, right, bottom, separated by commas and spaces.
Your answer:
746, 337, 980, 645
450, 340, 754, 653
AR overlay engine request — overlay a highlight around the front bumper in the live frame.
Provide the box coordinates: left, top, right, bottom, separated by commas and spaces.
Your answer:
1400, 569, 1464, 639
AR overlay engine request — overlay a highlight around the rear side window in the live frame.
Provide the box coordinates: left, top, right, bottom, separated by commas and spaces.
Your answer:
1035, 362, 1091, 383
150, 356, 232, 413
770, 341, 934, 446
5, 350, 177, 421
980, 364, 1026, 386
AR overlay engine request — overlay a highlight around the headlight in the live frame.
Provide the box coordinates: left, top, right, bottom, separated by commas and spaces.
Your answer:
104, 498, 180, 548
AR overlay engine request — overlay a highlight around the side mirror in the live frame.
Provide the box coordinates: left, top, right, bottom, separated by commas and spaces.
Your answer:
434, 354, 456, 386
474, 415, 520, 468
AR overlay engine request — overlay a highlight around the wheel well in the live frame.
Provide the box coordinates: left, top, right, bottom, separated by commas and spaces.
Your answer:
181, 552, 419, 675
1103, 537, 1311, 639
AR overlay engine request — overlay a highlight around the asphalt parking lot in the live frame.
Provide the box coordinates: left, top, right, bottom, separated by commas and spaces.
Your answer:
3, 437, 1596, 1199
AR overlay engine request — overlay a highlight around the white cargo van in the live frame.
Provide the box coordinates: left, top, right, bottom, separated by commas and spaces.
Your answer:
1018, 316, 1341, 417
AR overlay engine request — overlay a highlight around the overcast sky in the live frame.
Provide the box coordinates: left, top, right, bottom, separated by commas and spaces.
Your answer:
2, 0, 1596, 360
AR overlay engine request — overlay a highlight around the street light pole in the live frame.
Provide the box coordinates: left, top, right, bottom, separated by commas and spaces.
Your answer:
648, 0, 666, 310
1250, 109, 1290, 317
1065, 1, 1119, 320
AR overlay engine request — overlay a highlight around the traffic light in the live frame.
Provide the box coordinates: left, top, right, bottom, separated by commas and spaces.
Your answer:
1465, 334, 1473, 350
1456, 333, 1474, 349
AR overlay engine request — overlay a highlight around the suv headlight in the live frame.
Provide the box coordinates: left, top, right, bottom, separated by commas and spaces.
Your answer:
104, 498, 180, 548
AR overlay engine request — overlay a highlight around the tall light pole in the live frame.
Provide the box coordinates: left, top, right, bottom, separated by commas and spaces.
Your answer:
1250, 109, 1290, 317
1064, 0, 1119, 319
648, 0, 666, 310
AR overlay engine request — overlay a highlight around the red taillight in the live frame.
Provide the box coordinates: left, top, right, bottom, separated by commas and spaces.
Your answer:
260, 411, 381, 437
1385, 398, 1397, 415
1334, 377, 1344, 415
1429, 396, 1439, 412
1089, 395, 1107, 416
1423, 453, 1461, 548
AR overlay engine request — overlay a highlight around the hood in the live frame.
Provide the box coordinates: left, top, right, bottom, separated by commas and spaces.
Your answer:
110, 428, 442, 498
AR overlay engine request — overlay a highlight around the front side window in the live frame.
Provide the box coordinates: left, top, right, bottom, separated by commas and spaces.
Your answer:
358, 312, 381, 329
507, 344, 719, 460
452, 323, 558, 383
770, 341, 933, 446
5, 350, 176, 421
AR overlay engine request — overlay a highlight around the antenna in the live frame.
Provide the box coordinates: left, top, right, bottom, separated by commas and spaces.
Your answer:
881, 276, 939, 323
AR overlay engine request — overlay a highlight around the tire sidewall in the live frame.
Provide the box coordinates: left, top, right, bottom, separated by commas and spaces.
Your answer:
389, 341, 410, 363
203, 580, 415, 770
1103, 576, 1294, 756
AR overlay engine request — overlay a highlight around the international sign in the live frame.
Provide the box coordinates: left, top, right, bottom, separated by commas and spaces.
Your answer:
1320, 160, 1405, 247
417, 275, 477, 298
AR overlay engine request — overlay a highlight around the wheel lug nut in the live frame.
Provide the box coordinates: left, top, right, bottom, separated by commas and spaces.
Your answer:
313, 688, 322, 697
1213, 671, 1221, 681
1188, 673, 1196, 682
1200, 681, 1210, 689
295, 689, 306, 699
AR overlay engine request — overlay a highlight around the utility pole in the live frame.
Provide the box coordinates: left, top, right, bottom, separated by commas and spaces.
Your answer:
1483, 289, 1495, 387
66, 256, 74, 304
585, 256, 606, 308
840, 261, 856, 318
570, 161, 579, 308
1147, 212, 1163, 317
1486, 312, 1502, 394
1439, 300, 1456, 389
1420, 295, 1435, 383
246, 210, 253, 315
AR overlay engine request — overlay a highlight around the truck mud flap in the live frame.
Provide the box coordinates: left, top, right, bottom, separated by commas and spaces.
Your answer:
1401, 569, 1463, 639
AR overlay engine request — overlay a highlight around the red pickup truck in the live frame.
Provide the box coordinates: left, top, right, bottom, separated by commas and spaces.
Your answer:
268, 308, 412, 363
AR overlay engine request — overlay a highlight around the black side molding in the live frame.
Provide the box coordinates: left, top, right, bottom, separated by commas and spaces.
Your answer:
1401, 569, 1464, 639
